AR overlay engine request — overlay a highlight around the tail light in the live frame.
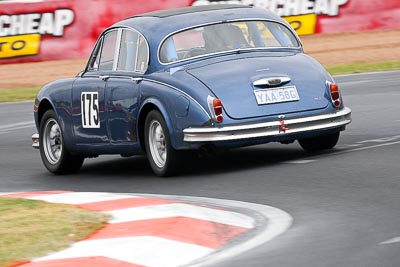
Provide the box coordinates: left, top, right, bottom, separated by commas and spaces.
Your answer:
329, 83, 342, 108
207, 96, 223, 123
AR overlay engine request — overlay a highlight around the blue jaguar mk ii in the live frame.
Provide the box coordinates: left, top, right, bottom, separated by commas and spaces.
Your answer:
32, 4, 352, 176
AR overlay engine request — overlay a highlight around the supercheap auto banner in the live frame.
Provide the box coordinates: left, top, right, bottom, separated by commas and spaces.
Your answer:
1, 0, 399, 64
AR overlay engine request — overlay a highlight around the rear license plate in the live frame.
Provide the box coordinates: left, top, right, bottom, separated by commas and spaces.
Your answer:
254, 86, 300, 105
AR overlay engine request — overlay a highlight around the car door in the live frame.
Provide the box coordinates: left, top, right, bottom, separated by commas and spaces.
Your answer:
72, 29, 119, 144
106, 28, 149, 144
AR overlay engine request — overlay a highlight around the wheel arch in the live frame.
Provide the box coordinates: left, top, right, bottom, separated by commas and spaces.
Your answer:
37, 98, 77, 153
137, 99, 174, 151
37, 98, 57, 126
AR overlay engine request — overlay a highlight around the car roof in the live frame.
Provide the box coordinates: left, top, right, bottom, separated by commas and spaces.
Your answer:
107, 5, 296, 72
131, 4, 250, 18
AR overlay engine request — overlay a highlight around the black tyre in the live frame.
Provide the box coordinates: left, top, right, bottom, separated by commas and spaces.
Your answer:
144, 110, 181, 176
39, 110, 84, 174
298, 132, 340, 152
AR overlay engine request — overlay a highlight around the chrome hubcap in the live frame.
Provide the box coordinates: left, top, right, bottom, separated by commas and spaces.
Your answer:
43, 118, 62, 165
148, 120, 167, 168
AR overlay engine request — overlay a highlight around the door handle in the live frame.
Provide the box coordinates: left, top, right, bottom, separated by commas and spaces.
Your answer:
100, 75, 110, 81
131, 77, 143, 84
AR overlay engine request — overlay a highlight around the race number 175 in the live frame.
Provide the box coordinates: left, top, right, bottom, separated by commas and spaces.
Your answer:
81, 92, 100, 128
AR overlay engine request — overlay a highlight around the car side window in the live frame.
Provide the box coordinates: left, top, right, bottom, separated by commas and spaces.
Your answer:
117, 29, 149, 73
136, 35, 149, 73
87, 38, 102, 71
117, 30, 138, 71
98, 30, 118, 71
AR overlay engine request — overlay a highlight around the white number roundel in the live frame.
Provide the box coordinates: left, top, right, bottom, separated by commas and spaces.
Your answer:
81, 92, 100, 128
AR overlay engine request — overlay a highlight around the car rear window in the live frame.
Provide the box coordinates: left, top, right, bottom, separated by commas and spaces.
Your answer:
159, 20, 300, 64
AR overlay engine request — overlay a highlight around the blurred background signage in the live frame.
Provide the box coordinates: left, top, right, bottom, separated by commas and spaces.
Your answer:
192, 0, 349, 35
0, 0, 399, 63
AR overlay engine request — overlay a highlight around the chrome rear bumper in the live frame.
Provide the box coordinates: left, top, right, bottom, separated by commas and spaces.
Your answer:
32, 133, 39, 149
183, 107, 351, 142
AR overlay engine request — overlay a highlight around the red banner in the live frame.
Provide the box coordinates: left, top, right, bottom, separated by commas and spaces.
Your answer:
1, 0, 399, 64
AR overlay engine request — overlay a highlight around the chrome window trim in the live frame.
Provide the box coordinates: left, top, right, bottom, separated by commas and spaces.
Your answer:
88, 74, 211, 119
118, 27, 150, 74
157, 18, 302, 66
134, 32, 140, 71
85, 36, 103, 72
81, 73, 209, 118
112, 28, 123, 71
94, 26, 150, 74
97, 29, 118, 72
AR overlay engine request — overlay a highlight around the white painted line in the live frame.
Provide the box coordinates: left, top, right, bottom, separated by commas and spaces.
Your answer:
34, 236, 213, 267
0, 121, 34, 130
335, 144, 363, 150
0, 125, 35, 132
0, 100, 33, 105
0, 125, 36, 134
282, 160, 317, 164
339, 80, 375, 86
108, 203, 255, 228
322, 135, 400, 158
138, 194, 293, 267
28, 192, 138, 205
293, 139, 400, 163
331, 140, 400, 156
334, 70, 400, 78
340, 144, 363, 148
380, 236, 400, 245
356, 135, 400, 144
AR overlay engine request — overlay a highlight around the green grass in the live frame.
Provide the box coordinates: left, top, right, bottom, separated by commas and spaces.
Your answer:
0, 198, 109, 267
0, 87, 39, 103
0, 60, 399, 103
326, 60, 400, 76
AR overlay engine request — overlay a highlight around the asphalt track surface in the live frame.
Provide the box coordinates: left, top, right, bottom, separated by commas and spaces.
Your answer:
1, 71, 400, 266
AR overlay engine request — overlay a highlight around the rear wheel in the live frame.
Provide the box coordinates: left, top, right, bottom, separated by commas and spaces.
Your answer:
144, 110, 181, 177
298, 132, 340, 152
40, 110, 84, 174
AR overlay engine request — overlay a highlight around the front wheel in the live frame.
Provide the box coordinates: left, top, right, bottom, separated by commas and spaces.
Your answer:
144, 110, 181, 177
39, 110, 84, 174
298, 132, 340, 152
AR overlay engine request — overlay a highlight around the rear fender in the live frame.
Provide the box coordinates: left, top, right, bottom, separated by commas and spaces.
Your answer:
138, 81, 212, 150
138, 97, 174, 150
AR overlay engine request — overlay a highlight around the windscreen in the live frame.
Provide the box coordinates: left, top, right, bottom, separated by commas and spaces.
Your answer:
159, 20, 299, 64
